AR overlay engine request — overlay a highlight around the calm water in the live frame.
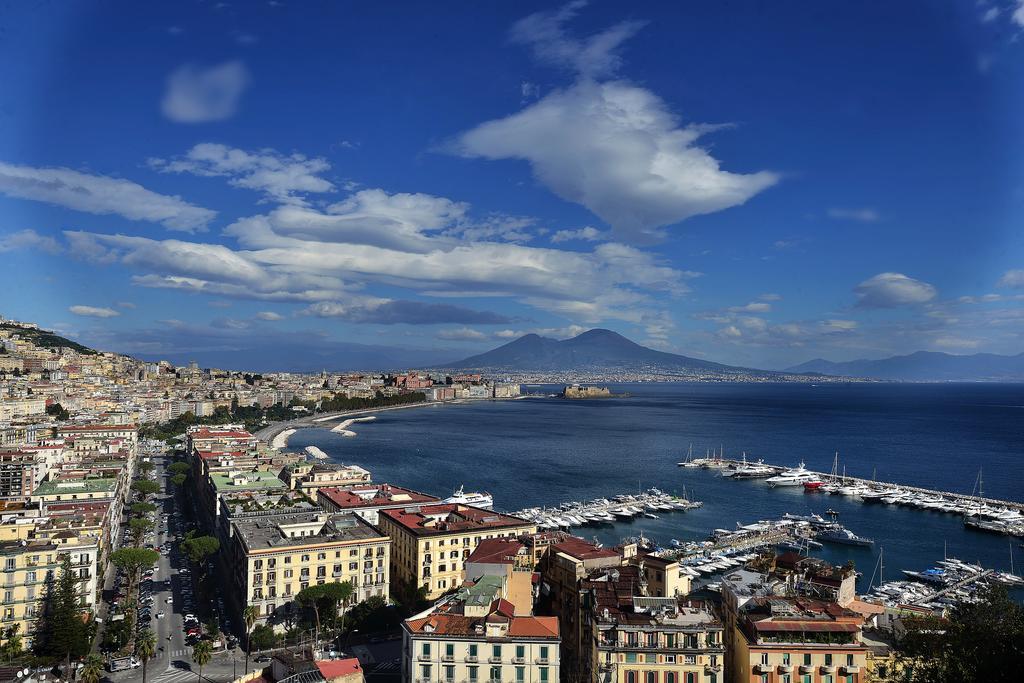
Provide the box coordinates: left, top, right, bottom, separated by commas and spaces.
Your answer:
290, 383, 1024, 592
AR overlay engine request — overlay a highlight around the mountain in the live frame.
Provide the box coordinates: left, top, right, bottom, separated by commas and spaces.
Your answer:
786, 351, 1024, 382
444, 328, 766, 376
0, 322, 97, 355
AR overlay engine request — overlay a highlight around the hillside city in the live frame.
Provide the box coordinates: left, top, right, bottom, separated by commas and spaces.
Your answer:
0, 315, 1013, 683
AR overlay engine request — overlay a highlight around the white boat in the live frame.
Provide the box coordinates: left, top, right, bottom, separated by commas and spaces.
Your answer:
443, 485, 494, 509
766, 462, 818, 487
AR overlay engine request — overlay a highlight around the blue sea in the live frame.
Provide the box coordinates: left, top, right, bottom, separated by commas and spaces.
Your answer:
289, 383, 1024, 592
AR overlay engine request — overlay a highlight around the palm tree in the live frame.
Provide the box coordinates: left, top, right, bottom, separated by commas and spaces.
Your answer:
192, 639, 213, 682
80, 654, 104, 683
137, 628, 157, 683
242, 605, 258, 674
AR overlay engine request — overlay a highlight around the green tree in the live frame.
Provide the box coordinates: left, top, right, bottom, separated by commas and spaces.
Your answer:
0, 624, 23, 662
171, 473, 187, 487
296, 581, 353, 645
181, 534, 220, 567
167, 461, 191, 475
248, 624, 278, 652
131, 501, 158, 517
45, 403, 70, 420
136, 628, 157, 683
138, 460, 155, 474
243, 605, 259, 673
110, 547, 160, 609
129, 517, 153, 545
192, 639, 213, 682
80, 654, 104, 683
894, 584, 1024, 682
34, 557, 90, 664
132, 479, 161, 497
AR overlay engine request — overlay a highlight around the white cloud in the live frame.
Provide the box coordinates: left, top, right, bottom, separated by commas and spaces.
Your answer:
728, 301, 772, 313
161, 61, 251, 123
436, 327, 488, 342
149, 143, 333, 203
116, 301, 136, 309
509, 0, 646, 79
0, 162, 215, 232
453, 80, 777, 241
256, 311, 283, 321
854, 272, 937, 308
1014, 0, 1024, 27
933, 336, 980, 350
997, 269, 1024, 289
0, 229, 62, 254
827, 207, 880, 222
758, 293, 782, 301
550, 226, 608, 243
69, 305, 120, 318
493, 324, 590, 340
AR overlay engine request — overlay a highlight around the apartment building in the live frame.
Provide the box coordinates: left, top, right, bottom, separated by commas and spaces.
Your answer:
720, 558, 868, 683
228, 511, 391, 629
376, 504, 537, 600
585, 565, 724, 683
0, 527, 98, 650
403, 575, 560, 683
316, 483, 439, 524
285, 462, 373, 495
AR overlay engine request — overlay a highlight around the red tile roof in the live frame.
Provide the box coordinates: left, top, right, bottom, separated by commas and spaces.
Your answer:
466, 538, 525, 565
552, 537, 619, 561
319, 484, 438, 510
380, 504, 531, 536
315, 658, 362, 679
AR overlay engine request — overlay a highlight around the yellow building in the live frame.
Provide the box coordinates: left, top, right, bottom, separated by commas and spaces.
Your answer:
403, 575, 560, 683
228, 511, 391, 630
0, 527, 99, 650
586, 565, 724, 683
376, 504, 536, 600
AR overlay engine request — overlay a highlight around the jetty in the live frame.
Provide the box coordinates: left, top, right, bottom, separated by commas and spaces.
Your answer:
509, 488, 701, 530
689, 456, 1024, 536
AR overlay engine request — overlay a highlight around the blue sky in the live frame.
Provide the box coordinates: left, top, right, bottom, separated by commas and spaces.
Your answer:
1, 0, 1023, 370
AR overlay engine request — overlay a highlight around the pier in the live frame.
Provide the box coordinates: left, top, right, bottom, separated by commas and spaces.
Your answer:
508, 488, 702, 530
691, 457, 1024, 534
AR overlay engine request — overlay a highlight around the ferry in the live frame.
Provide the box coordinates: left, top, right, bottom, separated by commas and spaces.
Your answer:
443, 485, 494, 509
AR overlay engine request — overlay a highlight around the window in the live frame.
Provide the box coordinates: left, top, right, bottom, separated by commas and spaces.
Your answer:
684, 654, 695, 665
761, 653, 769, 665
645, 672, 656, 683
445, 643, 454, 658
539, 645, 548, 662
761, 676, 769, 683
825, 654, 833, 666
421, 643, 430, 657
421, 665, 431, 680
782, 653, 790, 665
539, 669, 548, 683
625, 673, 637, 683
468, 666, 478, 682
490, 666, 501, 682
469, 644, 478, 658
444, 665, 455, 682
665, 674, 677, 683
624, 653, 637, 663
803, 654, 812, 666
846, 654, 854, 666
665, 633, 675, 648
515, 645, 525, 660
492, 644, 501, 660
515, 666, 525, 682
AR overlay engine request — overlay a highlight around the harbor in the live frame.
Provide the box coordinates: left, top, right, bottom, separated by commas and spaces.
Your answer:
508, 488, 702, 530
685, 453, 1024, 537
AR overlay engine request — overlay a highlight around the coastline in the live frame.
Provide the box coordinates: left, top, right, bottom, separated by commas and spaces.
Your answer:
330, 415, 376, 437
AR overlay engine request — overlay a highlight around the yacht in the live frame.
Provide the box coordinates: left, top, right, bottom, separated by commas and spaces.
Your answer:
816, 524, 875, 547
766, 462, 818, 487
442, 485, 494, 509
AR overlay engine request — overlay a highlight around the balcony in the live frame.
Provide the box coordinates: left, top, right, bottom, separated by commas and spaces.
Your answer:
753, 664, 773, 675
799, 665, 814, 675
442, 655, 454, 663
820, 664, 836, 674
704, 664, 722, 674
417, 654, 432, 662
535, 658, 549, 665
465, 656, 479, 663
511, 657, 525, 664
841, 665, 861, 675
488, 656, 503, 664
777, 664, 793, 674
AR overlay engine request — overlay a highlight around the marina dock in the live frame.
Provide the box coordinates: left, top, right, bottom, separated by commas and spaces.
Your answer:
508, 488, 702, 530
688, 456, 1024, 537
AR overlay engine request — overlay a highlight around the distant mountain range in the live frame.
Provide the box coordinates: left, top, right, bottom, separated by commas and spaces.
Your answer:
444, 328, 776, 377
786, 351, 1024, 382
